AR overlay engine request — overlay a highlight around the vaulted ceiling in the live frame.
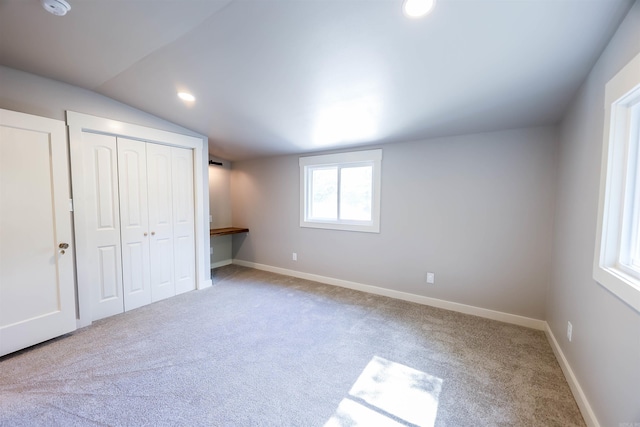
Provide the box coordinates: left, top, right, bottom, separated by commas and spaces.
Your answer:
0, 0, 634, 160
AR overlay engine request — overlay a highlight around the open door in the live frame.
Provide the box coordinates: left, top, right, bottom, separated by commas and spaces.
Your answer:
0, 109, 76, 357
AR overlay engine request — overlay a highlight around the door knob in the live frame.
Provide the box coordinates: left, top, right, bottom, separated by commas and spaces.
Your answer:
151, 231, 155, 236
144, 232, 148, 237
59, 243, 69, 249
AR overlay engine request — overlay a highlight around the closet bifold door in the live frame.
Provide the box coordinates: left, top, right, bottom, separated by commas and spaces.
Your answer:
81, 132, 125, 320
75, 131, 197, 321
172, 147, 196, 295
117, 137, 152, 311
147, 143, 176, 302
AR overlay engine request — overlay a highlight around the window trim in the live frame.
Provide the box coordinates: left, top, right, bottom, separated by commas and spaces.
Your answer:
299, 149, 382, 233
593, 52, 640, 313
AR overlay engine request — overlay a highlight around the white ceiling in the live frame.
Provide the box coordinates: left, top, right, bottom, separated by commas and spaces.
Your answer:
0, 0, 634, 160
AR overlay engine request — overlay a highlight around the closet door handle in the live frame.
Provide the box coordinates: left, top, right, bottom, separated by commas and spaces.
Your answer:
151, 231, 155, 236
59, 243, 69, 249
144, 232, 148, 237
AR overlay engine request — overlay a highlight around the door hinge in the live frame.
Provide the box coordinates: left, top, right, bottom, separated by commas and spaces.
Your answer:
69, 199, 74, 212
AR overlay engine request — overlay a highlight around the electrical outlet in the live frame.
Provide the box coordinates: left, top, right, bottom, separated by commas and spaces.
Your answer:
209, 215, 213, 223
426, 272, 435, 284
567, 321, 573, 342
292, 252, 297, 261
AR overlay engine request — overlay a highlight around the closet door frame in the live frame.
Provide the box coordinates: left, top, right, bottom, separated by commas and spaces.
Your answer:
68, 111, 211, 328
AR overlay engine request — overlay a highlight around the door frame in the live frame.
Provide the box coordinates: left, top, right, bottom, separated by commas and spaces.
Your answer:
67, 111, 211, 328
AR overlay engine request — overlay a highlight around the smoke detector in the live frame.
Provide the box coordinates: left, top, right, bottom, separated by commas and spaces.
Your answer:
41, 0, 71, 16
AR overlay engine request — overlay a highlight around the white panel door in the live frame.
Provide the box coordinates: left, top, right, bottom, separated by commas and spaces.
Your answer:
81, 133, 124, 320
117, 137, 152, 311
0, 109, 76, 357
171, 147, 196, 294
147, 143, 175, 302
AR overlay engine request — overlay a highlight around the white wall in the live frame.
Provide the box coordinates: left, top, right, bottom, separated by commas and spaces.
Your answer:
0, 66, 203, 137
547, 1, 640, 426
209, 156, 233, 266
231, 126, 557, 320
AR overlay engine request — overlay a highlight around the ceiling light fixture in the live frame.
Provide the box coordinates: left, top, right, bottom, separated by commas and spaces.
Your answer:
403, 0, 436, 18
178, 92, 196, 102
41, 0, 71, 16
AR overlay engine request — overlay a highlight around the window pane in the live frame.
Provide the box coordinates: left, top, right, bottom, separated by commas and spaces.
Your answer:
310, 167, 337, 220
628, 113, 640, 271
340, 165, 372, 221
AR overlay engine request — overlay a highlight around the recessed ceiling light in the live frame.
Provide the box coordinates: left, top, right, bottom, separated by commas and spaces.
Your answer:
403, 0, 436, 18
178, 92, 196, 102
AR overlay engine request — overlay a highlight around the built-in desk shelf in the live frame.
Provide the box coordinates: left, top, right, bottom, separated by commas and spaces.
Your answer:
210, 227, 249, 237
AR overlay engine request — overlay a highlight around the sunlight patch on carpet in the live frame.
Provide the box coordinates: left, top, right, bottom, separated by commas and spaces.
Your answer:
325, 356, 443, 427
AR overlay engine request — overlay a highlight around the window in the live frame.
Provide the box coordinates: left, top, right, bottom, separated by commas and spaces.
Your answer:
300, 149, 382, 233
594, 52, 640, 313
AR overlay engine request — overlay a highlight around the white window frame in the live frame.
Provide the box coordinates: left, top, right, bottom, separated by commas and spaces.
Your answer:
300, 149, 382, 233
594, 52, 640, 313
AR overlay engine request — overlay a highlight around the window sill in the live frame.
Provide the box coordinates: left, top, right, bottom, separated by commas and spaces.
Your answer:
300, 221, 380, 233
593, 265, 640, 312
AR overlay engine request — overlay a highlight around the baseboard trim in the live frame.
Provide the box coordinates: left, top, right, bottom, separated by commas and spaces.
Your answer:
232, 259, 546, 330
545, 324, 600, 427
211, 259, 233, 269
198, 278, 213, 290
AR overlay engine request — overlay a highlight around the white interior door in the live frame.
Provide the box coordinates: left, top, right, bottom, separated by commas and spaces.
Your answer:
172, 147, 196, 295
80, 132, 124, 321
117, 137, 152, 311
147, 143, 175, 302
0, 109, 76, 357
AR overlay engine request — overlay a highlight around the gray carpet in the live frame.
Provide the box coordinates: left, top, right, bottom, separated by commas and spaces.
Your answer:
0, 265, 584, 426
